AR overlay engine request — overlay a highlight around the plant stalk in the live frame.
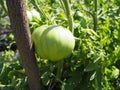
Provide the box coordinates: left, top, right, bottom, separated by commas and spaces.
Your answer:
6, 0, 41, 89
93, 0, 98, 31
31, 0, 51, 22
56, 60, 64, 81
62, 0, 74, 33
0, 0, 7, 15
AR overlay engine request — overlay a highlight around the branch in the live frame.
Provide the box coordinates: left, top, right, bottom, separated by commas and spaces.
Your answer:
6, 0, 41, 90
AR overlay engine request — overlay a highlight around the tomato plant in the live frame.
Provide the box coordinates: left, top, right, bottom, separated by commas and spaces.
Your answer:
0, 0, 120, 90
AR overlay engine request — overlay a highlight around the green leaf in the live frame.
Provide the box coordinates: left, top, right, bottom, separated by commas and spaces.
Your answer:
84, 62, 98, 72
41, 72, 51, 86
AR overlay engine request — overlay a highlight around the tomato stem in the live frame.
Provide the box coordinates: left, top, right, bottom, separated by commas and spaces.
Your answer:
61, 0, 74, 33
30, 0, 52, 23
56, 60, 64, 81
93, 0, 98, 31
0, 0, 7, 15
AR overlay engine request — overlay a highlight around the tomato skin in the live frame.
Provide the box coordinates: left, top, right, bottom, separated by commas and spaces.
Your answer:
27, 10, 32, 21
27, 9, 40, 22
32, 25, 75, 61
32, 25, 48, 57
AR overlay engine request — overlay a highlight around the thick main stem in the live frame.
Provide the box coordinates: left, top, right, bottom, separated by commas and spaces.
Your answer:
6, 0, 41, 90
93, 0, 98, 31
62, 0, 74, 33
56, 60, 64, 81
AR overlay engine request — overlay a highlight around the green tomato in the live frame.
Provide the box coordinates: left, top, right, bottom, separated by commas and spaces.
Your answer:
27, 9, 41, 22
31, 9, 41, 20
27, 10, 32, 21
32, 25, 48, 56
32, 25, 75, 61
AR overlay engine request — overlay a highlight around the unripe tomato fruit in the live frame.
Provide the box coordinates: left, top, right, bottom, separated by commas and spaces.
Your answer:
27, 9, 40, 22
32, 25, 75, 61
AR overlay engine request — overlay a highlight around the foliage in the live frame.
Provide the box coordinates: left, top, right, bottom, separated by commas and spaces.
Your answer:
0, 0, 120, 90
0, 50, 28, 90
